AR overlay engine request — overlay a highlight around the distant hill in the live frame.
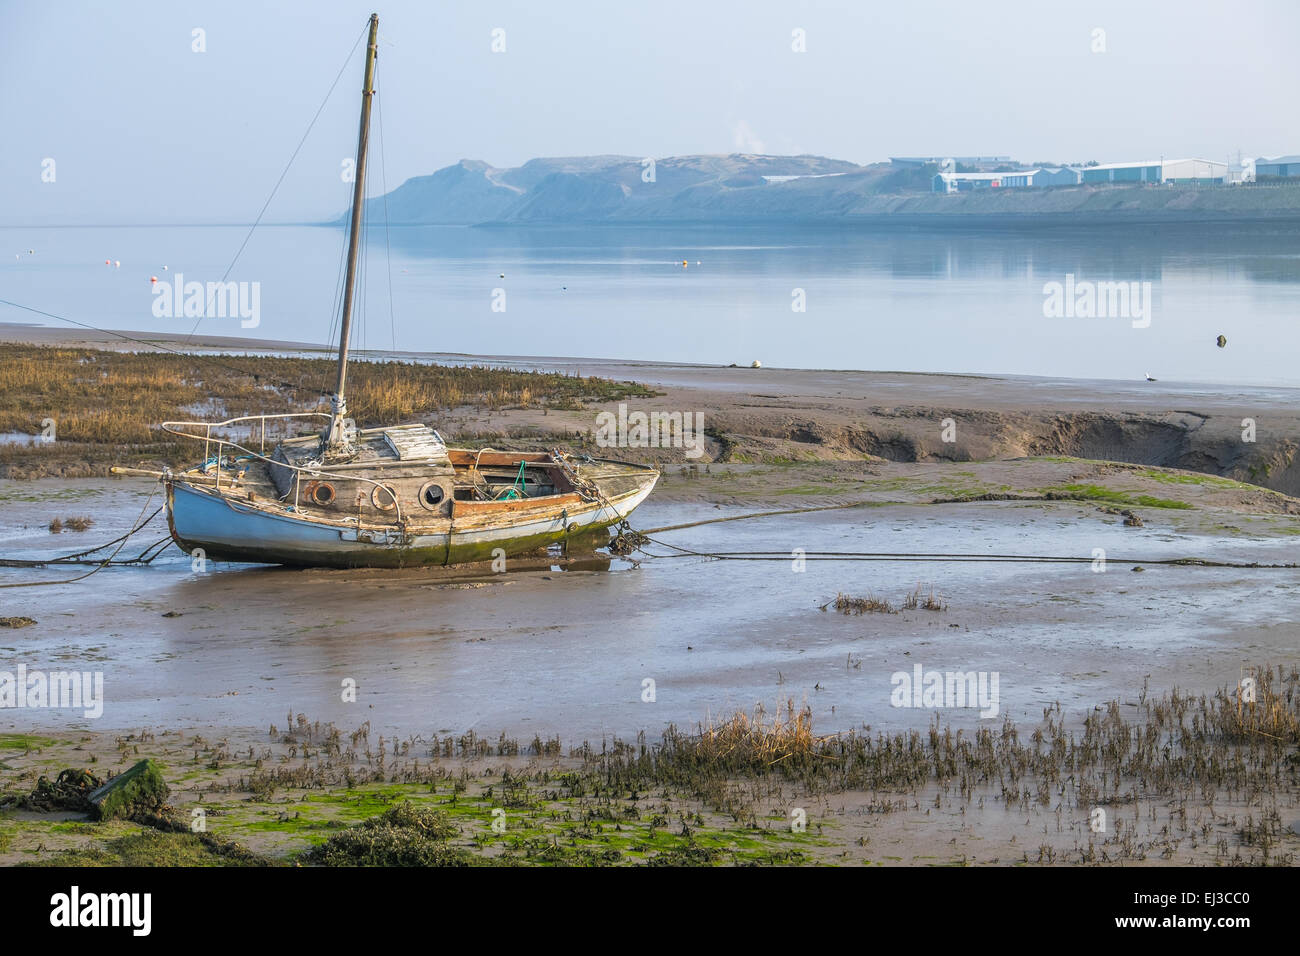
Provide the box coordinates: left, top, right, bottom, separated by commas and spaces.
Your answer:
349, 154, 1300, 226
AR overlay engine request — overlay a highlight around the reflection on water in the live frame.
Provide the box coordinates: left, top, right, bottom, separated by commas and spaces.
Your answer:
3, 222, 1300, 384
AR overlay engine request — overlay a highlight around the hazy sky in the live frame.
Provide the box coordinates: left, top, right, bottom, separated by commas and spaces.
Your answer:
3, 0, 1297, 224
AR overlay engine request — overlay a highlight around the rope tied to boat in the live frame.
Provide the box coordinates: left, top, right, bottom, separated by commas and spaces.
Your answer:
600, 493, 1300, 568
620, 526, 1300, 569
0, 487, 171, 588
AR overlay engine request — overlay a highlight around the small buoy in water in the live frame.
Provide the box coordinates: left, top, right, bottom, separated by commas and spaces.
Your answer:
696, 261, 701, 266
114, 260, 120, 268
499, 272, 505, 279
1216, 334, 1227, 348
162, 265, 168, 271
682, 260, 688, 268
751, 359, 762, 368
150, 276, 158, 284
105, 259, 110, 265
27, 249, 33, 255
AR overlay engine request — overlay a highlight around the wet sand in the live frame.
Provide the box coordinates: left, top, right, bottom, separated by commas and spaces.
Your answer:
3, 327, 1299, 863
2, 461, 1299, 742
3, 465, 1299, 864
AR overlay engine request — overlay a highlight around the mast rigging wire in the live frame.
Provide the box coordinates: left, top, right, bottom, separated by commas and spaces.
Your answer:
181, 22, 370, 348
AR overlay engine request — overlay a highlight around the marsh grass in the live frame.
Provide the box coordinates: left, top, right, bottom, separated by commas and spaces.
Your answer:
902, 585, 946, 611
305, 802, 468, 867
0, 345, 656, 475
823, 587, 946, 614
825, 593, 895, 614
48, 515, 93, 533
13, 666, 1298, 866
23, 829, 268, 867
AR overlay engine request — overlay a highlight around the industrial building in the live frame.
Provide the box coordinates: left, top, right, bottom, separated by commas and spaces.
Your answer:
1155, 158, 1228, 184
1079, 161, 1161, 184
998, 167, 1082, 188
924, 155, 1246, 194
1256, 155, 1300, 179
1080, 159, 1227, 185
933, 172, 1008, 193
934, 166, 1081, 193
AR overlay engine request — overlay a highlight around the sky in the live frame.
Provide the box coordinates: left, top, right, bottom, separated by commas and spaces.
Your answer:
2, 0, 1298, 224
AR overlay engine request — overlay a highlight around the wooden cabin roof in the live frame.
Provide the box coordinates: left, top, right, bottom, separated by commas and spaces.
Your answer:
378, 424, 449, 462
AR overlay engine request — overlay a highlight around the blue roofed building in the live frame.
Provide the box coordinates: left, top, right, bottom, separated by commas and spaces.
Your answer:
1256, 156, 1300, 179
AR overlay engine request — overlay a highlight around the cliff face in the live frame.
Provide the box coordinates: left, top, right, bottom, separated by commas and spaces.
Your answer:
356, 154, 1300, 226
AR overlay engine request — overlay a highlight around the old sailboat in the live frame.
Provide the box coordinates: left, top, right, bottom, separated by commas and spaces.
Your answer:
134, 14, 658, 568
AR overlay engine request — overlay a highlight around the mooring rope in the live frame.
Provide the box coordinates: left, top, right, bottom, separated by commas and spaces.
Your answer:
617, 490, 1300, 569
630, 532, 1299, 569
0, 507, 165, 568
0, 490, 169, 588
636, 499, 877, 535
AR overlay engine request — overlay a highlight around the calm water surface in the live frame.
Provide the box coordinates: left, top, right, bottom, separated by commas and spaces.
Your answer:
3, 222, 1300, 385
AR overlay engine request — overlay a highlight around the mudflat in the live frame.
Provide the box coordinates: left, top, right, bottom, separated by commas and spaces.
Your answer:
1, 328, 1298, 865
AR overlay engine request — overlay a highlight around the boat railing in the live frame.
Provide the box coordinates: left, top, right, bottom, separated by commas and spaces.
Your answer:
161, 412, 408, 528
163, 411, 330, 459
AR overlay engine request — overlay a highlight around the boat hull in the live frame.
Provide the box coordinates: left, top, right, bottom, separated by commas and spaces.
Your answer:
165, 468, 657, 568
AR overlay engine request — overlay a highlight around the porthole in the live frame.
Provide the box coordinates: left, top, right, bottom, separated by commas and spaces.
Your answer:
418, 481, 447, 511
371, 484, 398, 512
306, 481, 336, 507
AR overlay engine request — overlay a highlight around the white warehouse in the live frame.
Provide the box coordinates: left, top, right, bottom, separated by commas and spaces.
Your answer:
1080, 159, 1227, 185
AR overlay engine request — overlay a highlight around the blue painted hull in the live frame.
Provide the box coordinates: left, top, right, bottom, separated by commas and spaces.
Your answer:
166, 473, 656, 568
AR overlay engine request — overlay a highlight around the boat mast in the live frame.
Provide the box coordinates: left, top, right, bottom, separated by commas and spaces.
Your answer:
325, 12, 379, 451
